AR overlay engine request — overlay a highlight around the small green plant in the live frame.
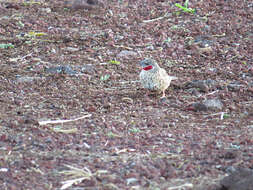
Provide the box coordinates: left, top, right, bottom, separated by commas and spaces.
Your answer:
100, 74, 110, 81
0, 43, 14, 49
26, 31, 47, 38
108, 60, 120, 65
163, 37, 172, 43
129, 127, 141, 133
107, 132, 120, 138
223, 113, 230, 119
18, 21, 24, 28
175, 0, 196, 14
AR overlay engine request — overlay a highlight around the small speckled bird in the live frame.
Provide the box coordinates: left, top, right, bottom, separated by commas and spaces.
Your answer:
139, 58, 177, 98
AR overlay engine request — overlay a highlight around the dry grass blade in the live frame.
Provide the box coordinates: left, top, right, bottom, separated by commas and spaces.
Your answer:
60, 165, 93, 190
167, 183, 193, 190
60, 177, 87, 190
60, 164, 93, 178
39, 114, 92, 125
60, 165, 108, 189
52, 127, 78, 134
143, 12, 169, 23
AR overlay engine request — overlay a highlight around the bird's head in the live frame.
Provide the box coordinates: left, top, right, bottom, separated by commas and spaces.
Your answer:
140, 58, 159, 71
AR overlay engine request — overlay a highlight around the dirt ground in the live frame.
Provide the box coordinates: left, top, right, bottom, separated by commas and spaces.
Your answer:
0, 0, 252, 189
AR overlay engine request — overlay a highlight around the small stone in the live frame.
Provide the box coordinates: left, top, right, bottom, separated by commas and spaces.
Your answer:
194, 35, 213, 48
226, 166, 237, 174
66, 0, 104, 10
220, 168, 253, 190
40, 8, 51, 13
126, 178, 138, 185
45, 137, 52, 144
189, 99, 223, 112
81, 64, 95, 74
146, 45, 154, 50
65, 47, 79, 52
203, 99, 223, 111
186, 88, 201, 96
4, 3, 20, 10
16, 76, 43, 83
227, 81, 243, 92
116, 50, 138, 59
45, 66, 78, 75
185, 80, 217, 92
220, 150, 237, 159
192, 103, 208, 111
0, 168, 8, 172
208, 68, 217, 72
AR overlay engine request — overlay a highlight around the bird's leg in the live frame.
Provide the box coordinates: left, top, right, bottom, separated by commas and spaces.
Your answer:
160, 90, 166, 99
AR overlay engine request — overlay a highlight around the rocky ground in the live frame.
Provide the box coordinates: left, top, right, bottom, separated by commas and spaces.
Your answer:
0, 0, 252, 189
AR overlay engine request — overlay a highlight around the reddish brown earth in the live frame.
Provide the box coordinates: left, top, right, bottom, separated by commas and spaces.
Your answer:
0, 0, 252, 189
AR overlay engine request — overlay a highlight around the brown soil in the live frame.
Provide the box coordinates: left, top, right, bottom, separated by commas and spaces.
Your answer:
0, 0, 252, 189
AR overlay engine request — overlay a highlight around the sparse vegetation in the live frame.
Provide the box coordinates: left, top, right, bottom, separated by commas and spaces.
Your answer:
0, 0, 252, 189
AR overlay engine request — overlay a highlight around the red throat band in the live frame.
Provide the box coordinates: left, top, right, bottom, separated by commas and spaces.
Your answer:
143, 65, 153, 71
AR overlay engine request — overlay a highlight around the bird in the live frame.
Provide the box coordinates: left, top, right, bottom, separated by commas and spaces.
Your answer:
139, 58, 177, 98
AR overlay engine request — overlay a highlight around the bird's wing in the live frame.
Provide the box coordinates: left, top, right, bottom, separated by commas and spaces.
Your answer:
160, 68, 177, 81
169, 76, 178, 80
160, 68, 168, 77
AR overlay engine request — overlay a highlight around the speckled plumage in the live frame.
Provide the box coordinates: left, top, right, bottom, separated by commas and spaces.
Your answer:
139, 59, 177, 98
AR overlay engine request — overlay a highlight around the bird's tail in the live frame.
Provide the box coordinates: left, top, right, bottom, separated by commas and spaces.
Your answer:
169, 76, 178, 80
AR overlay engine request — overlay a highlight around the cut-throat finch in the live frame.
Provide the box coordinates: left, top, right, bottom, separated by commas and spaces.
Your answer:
139, 58, 177, 98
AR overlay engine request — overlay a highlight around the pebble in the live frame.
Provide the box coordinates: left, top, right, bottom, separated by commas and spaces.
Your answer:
116, 50, 138, 59
203, 99, 223, 111
45, 66, 78, 75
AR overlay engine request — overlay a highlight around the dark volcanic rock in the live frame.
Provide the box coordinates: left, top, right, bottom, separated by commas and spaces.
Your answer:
188, 99, 223, 112
65, 0, 104, 10
227, 81, 243, 92
185, 79, 217, 92
220, 168, 253, 190
203, 99, 223, 111
191, 103, 208, 112
194, 168, 253, 190
45, 66, 78, 75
